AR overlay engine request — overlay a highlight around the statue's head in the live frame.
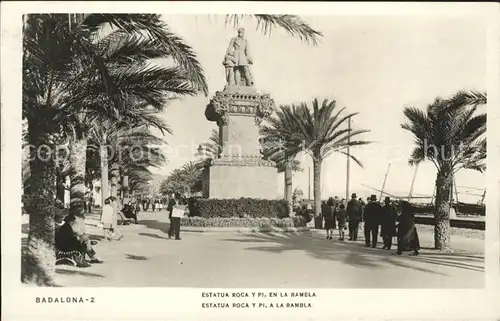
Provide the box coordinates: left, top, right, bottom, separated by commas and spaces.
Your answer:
238, 28, 245, 37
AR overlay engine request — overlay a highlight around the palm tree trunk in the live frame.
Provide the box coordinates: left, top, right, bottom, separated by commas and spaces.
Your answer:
434, 170, 452, 251
100, 144, 109, 206
69, 138, 87, 218
56, 170, 65, 204
22, 117, 57, 286
122, 175, 129, 204
110, 165, 119, 198
312, 157, 322, 217
284, 161, 294, 216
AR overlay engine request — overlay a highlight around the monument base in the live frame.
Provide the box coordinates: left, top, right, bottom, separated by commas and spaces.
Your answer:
202, 158, 277, 199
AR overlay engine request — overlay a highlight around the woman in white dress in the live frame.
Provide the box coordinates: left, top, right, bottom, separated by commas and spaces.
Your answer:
100, 198, 114, 241
101, 197, 123, 240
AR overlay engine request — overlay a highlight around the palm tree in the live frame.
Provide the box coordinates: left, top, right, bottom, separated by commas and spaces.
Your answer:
260, 105, 304, 207
23, 14, 82, 285
87, 108, 169, 204
197, 129, 222, 159
401, 90, 486, 251
160, 168, 187, 196
112, 123, 167, 203
291, 99, 371, 217
181, 161, 204, 196
159, 161, 204, 197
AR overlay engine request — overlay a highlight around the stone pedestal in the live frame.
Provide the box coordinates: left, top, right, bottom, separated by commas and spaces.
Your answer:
203, 85, 277, 199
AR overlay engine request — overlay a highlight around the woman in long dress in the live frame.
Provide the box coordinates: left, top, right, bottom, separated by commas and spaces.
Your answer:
101, 197, 122, 240
100, 198, 114, 241
322, 197, 336, 240
395, 201, 420, 256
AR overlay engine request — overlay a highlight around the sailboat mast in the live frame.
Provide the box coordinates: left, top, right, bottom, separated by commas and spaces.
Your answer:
345, 117, 351, 202
379, 163, 391, 201
408, 164, 419, 201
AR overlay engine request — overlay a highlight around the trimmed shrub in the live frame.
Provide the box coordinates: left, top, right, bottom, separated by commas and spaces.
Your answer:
181, 216, 306, 228
188, 198, 290, 218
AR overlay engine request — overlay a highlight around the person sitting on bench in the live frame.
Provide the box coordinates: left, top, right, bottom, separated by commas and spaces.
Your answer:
122, 203, 138, 224
55, 214, 103, 267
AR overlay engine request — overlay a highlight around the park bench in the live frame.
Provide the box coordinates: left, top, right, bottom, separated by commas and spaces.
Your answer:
117, 210, 134, 226
55, 250, 81, 267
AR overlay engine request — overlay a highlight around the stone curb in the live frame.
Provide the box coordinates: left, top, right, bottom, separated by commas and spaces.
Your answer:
181, 226, 310, 233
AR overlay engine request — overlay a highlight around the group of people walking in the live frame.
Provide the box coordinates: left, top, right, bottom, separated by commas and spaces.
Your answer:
321, 193, 421, 256
138, 198, 167, 212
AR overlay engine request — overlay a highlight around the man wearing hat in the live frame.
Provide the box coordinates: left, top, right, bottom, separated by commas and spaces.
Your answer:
381, 196, 397, 250
363, 195, 383, 248
55, 214, 102, 267
346, 193, 363, 241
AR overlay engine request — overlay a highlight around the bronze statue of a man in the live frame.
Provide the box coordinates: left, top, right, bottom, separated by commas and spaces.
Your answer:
223, 28, 254, 87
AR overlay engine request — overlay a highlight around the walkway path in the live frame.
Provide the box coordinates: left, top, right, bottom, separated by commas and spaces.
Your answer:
25, 211, 484, 288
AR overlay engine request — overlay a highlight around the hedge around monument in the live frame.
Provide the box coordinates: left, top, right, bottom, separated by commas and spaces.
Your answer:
181, 216, 306, 228
187, 198, 290, 218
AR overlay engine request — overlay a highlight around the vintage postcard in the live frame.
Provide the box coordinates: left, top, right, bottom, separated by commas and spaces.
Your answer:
2, 1, 500, 321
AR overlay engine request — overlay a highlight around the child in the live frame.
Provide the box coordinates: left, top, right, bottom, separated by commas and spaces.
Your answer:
336, 203, 348, 241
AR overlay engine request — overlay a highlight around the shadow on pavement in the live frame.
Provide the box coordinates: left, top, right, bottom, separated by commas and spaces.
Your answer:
138, 232, 168, 240
56, 268, 105, 278
138, 219, 170, 234
125, 254, 148, 261
87, 233, 105, 241
222, 232, 483, 275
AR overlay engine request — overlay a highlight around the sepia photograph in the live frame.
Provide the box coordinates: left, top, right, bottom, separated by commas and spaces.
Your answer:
2, 2, 500, 321
19, 12, 489, 288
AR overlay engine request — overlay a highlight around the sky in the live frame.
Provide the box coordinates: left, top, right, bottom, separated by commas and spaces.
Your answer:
149, 15, 487, 203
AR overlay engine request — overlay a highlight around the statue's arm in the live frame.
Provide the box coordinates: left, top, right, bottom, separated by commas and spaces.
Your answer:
245, 39, 253, 64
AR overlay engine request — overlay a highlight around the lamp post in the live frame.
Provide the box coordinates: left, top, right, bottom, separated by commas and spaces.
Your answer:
346, 117, 351, 202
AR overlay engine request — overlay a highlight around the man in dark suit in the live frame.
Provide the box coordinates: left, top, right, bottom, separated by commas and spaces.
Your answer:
381, 197, 397, 250
167, 193, 181, 240
55, 214, 102, 267
363, 195, 383, 248
346, 193, 362, 241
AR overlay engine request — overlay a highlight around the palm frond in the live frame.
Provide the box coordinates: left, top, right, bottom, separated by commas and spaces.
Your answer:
226, 14, 323, 45
80, 14, 208, 95
111, 65, 198, 109
401, 89, 486, 173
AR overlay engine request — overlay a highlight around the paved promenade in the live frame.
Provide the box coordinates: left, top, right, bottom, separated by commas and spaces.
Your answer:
22, 211, 484, 288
